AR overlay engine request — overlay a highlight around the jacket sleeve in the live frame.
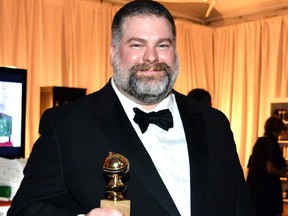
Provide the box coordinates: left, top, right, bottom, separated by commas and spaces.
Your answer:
8, 109, 81, 216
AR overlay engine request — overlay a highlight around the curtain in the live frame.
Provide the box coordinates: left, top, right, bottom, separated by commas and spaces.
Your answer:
214, 16, 288, 172
0, 0, 120, 155
1, 0, 288, 171
175, 19, 214, 95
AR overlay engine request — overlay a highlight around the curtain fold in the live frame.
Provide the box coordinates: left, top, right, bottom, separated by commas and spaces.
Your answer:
1, 0, 288, 171
175, 19, 214, 96
213, 22, 263, 170
214, 16, 288, 171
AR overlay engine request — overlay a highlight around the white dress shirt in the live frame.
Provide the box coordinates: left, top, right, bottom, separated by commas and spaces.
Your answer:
111, 79, 191, 216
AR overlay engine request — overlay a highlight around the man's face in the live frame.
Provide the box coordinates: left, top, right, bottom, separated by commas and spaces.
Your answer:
111, 15, 178, 105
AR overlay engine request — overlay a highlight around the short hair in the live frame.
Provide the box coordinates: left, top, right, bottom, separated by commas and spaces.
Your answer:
264, 116, 285, 134
187, 88, 212, 106
111, 0, 176, 47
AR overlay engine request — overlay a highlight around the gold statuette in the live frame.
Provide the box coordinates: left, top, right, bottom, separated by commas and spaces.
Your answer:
100, 152, 130, 216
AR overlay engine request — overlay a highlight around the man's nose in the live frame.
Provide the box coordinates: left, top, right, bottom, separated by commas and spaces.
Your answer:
143, 47, 159, 64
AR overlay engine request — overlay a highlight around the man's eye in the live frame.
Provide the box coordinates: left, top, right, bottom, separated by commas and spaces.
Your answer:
159, 44, 170, 49
130, 44, 142, 48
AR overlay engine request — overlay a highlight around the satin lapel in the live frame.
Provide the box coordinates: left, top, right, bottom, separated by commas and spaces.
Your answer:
175, 92, 209, 216
93, 84, 180, 215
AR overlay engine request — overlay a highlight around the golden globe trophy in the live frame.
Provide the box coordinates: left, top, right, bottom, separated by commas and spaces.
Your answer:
100, 152, 130, 216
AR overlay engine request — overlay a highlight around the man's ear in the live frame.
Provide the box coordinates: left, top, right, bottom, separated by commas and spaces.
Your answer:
110, 46, 115, 65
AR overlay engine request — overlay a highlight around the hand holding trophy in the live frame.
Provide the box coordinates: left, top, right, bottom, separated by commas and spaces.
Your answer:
100, 152, 130, 216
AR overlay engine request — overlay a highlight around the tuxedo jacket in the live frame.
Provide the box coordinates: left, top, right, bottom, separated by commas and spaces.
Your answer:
8, 81, 256, 216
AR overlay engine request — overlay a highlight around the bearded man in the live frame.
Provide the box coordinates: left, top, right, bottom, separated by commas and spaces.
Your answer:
8, 1, 256, 216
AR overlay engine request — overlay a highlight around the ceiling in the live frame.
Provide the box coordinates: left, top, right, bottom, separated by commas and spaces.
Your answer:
104, 0, 288, 27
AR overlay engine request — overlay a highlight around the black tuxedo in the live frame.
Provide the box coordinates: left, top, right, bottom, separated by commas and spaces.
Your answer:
8, 81, 256, 216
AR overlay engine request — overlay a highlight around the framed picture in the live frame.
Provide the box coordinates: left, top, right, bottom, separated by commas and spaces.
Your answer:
0, 67, 27, 158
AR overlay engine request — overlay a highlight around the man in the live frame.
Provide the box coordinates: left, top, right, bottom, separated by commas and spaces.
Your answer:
8, 1, 256, 216
247, 116, 287, 216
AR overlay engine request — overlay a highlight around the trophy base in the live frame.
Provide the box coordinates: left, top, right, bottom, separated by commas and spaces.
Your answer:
100, 199, 130, 216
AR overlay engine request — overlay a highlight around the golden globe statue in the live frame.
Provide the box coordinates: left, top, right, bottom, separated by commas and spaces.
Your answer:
101, 152, 130, 216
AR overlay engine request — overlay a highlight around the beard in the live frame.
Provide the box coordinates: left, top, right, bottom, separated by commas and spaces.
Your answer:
112, 54, 179, 105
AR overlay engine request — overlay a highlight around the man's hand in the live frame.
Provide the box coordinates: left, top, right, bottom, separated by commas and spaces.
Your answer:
85, 208, 125, 216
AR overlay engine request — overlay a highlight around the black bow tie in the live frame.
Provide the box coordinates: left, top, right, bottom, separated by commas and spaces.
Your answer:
133, 107, 173, 133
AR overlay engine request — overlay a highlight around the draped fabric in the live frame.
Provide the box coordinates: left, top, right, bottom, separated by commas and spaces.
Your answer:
214, 17, 288, 172
1, 0, 288, 172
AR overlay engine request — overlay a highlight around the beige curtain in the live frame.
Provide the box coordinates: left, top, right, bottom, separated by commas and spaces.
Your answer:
214, 16, 288, 172
1, 0, 288, 171
175, 19, 214, 95
0, 0, 120, 155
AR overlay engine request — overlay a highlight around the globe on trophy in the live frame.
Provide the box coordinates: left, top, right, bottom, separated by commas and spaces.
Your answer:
100, 152, 130, 216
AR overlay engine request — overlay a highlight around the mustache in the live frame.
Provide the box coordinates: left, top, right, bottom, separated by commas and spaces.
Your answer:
131, 63, 172, 72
